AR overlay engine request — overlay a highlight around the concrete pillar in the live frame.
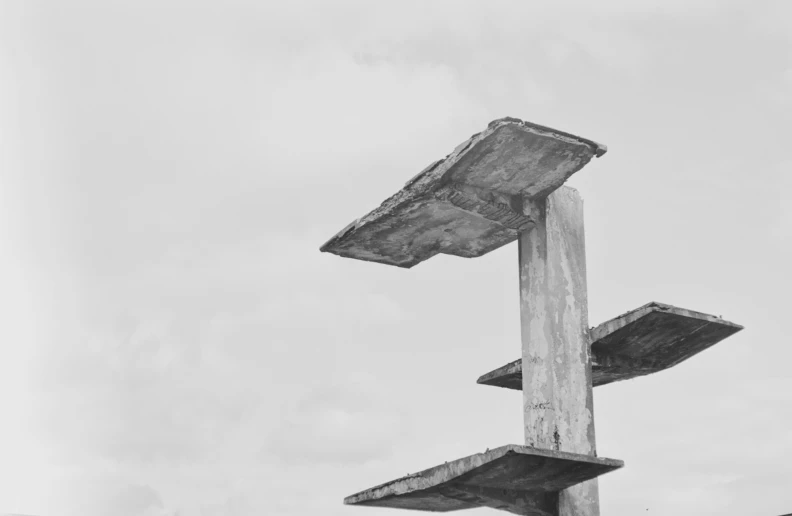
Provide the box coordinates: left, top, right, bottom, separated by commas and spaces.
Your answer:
519, 186, 599, 516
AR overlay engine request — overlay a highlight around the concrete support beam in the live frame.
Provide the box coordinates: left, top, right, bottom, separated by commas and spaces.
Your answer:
434, 183, 535, 231
519, 186, 598, 515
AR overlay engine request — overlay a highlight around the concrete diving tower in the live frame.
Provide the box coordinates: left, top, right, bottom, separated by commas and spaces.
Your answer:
320, 117, 743, 516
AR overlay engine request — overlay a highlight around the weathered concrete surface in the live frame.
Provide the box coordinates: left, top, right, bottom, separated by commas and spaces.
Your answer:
343, 445, 623, 515
478, 302, 744, 390
591, 302, 743, 376
519, 187, 599, 515
320, 118, 606, 268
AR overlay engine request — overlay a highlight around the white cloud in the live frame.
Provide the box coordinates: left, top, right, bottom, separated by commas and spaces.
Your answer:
266, 381, 406, 465
770, 161, 792, 244
102, 484, 165, 516
757, 69, 792, 106
2, 2, 791, 516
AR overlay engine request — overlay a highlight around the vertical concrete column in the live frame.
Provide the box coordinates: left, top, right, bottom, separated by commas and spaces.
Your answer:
519, 186, 599, 516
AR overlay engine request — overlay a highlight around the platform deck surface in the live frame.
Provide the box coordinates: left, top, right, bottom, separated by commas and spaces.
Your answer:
344, 445, 623, 513
320, 118, 605, 268
477, 302, 743, 390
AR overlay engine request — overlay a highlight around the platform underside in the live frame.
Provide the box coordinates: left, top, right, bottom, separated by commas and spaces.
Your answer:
344, 445, 623, 515
478, 302, 743, 390
320, 117, 606, 268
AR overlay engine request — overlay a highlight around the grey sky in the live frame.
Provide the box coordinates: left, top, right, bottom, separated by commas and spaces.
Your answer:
0, 1, 790, 515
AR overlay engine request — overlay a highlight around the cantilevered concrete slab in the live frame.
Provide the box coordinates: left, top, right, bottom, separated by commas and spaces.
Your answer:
320, 117, 606, 268
344, 445, 623, 515
478, 302, 743, 390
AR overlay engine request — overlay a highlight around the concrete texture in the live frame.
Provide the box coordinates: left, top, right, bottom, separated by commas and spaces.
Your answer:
478, 302, 744, 391
518, 187, 599, 515
320, 117, 606, 268
325, 120, 620, 515
343, 445, 623, 515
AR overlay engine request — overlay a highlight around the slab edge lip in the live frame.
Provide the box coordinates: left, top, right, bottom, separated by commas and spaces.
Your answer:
489, 116, 608, 157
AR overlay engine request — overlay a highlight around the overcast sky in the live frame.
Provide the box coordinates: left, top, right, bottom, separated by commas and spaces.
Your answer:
1, 1, 790, 515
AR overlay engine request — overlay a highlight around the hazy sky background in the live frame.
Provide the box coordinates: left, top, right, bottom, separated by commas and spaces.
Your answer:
1, 1, 790, 515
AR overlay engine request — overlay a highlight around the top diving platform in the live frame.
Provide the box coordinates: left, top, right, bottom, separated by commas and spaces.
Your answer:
320, 117, 606, 268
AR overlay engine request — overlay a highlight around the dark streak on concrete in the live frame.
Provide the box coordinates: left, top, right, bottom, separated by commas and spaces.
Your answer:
477, 302, 743, 390
343, 445, 623, 515
320, 118, 606, 268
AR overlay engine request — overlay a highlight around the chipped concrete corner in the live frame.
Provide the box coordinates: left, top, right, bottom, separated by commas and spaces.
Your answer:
519, 187, 594, 455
